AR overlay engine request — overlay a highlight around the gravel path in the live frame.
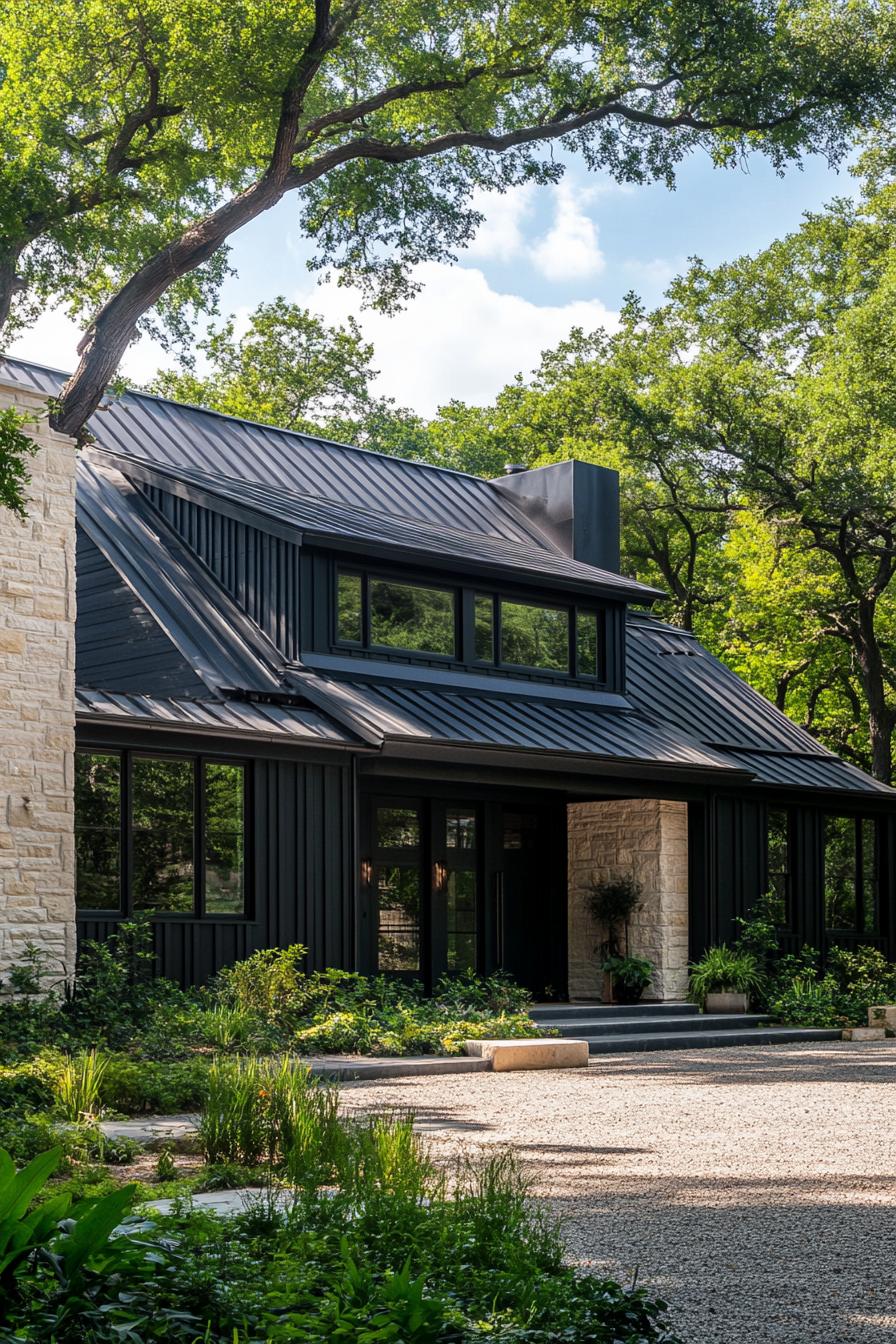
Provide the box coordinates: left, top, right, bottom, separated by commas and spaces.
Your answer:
340, 1041, 896, 1344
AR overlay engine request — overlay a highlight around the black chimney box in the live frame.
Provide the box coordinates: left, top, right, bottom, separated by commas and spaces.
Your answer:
491, 459, 620, 573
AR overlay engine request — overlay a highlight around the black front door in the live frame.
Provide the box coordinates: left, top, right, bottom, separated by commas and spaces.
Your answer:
494, 804, 566, 998
361, 791, 565, 996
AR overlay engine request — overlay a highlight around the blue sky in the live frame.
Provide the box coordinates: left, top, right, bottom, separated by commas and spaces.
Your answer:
11, 146, 854, 418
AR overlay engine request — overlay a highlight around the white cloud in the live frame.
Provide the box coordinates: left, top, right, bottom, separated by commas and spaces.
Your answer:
530, 182, 604, 282
303, 261, 616, 416
7, 305, 167, 385
465, 184, 536, 261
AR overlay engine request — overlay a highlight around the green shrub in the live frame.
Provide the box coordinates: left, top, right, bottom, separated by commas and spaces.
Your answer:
0, 1056, 59, 1115
213, 945, 309, 1024
601, 954, 654, 994
769, 974, 840, 1027
688, 945, 765, 1006
54, 1050, 109, 1123
199, 1056, 339, 1171
66, 918, 189, 1050
97, 1055, 210, 1114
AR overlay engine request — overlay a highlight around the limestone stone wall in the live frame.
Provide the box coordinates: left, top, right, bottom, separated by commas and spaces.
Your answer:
567, 798, 689, 1001
0, 381, 77, 985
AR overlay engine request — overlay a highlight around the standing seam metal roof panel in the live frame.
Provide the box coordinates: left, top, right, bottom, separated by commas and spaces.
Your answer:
625, 616, 838, 755
102, 451, 659, 600
75, 688, 358, 744
306, 677, 745, 771
0, 356, 553, 544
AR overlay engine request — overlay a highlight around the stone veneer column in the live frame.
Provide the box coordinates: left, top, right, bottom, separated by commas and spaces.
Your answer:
567, 798, 689, 1001
0, 382, 77, 984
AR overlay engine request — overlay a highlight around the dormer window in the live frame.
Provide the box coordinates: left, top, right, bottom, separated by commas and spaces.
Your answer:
332, 565, 608, 683
369, 578, 455, 656
336, 569, 457, 658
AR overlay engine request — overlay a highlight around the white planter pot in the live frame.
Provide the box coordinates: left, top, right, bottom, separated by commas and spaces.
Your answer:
705, 991, 748, 1014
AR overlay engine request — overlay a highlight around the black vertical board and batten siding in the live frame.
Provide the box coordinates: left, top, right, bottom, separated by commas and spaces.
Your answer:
77, 753, 354, 987
140, 485, 302, 661
691, 791, 896, 962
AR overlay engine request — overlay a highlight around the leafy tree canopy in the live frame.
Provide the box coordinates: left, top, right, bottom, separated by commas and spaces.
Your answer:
422, 152, 896, 780
149, 298, 428, 452
0, 0, 893, 437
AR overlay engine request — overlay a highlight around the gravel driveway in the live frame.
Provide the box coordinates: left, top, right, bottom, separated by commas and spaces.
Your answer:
340, 1041, 896, 1344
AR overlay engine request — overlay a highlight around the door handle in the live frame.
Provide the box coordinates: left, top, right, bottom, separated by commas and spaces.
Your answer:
495, 872, 505, 968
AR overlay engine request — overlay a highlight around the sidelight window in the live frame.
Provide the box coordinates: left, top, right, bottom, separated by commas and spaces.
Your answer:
74, 753, 122, 910
766, 808, 791, 925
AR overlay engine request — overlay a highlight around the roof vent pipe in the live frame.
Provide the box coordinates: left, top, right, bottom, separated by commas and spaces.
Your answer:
503, 462, 527, 475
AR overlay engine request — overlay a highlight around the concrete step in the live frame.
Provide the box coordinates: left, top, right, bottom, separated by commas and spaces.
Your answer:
530, 1001, 699, 1022
535, 1013, 770, 1038
581, 1026, 843, 1054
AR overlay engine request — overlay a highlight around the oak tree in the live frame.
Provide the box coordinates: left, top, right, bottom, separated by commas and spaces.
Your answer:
3, 0, 895, 439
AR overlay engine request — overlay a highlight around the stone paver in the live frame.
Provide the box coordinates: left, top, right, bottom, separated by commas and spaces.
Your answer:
142, 1188, 293, 1216
99, 1115, 199, 1152
339, 1041, 896, 1344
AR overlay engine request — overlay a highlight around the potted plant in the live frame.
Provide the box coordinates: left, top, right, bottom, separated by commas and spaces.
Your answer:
600, 954, 654, 1005
688, 945, 765, 1013
586, 874, 654, 1004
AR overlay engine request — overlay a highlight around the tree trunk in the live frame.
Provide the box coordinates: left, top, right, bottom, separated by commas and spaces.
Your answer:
852, 599, 894, 785
0, 247, 25, 335
51, 177, 288, 438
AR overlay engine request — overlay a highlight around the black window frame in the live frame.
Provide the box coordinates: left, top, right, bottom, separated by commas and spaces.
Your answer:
332, 563, 608, 685
823, 813, 881, 937
75, 748, 252, 922
335, 568, 460, 663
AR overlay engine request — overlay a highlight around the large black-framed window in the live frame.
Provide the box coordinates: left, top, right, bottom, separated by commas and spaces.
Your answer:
75, 749, 249, 919
334, 565, 606, 683
824, 814, 880, 935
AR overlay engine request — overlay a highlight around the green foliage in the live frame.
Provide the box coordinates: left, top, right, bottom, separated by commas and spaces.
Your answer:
214, 944, 310, 1024
66, 916, 184, 1049
214, 949, 538, 1056
0, 407, 38, 521
93, 1055, 210, 1115
769, 974, 841, 1028
150, 299, 427, 456
601, 954, 654, 996
53, 1051, 109, 1123
587, 874, 644, 958
127, 1142, 679, 1344
687, 945, 766, 1005
199, 1057, 340, 1174
0, 1145, 144, 1315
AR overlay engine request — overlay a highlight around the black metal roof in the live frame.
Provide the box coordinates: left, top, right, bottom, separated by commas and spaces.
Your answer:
11, 358, 888, 796
76, 688, 357, 746
287, 675, 746, 776
77, 456, 285, 694
624, 615, 893, 794
96, 449, 660, 602
1, 356, 559, 544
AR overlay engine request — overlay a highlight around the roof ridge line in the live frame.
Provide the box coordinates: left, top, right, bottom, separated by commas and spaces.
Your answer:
1, 353, 503, 487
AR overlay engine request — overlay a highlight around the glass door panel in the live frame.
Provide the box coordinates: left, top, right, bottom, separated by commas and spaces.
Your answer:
371, 802, 424, 977
437, 805, 479, 977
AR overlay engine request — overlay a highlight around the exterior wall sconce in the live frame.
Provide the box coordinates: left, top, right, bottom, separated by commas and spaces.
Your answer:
360, 859, 372, 885
433, 861, 447, 892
